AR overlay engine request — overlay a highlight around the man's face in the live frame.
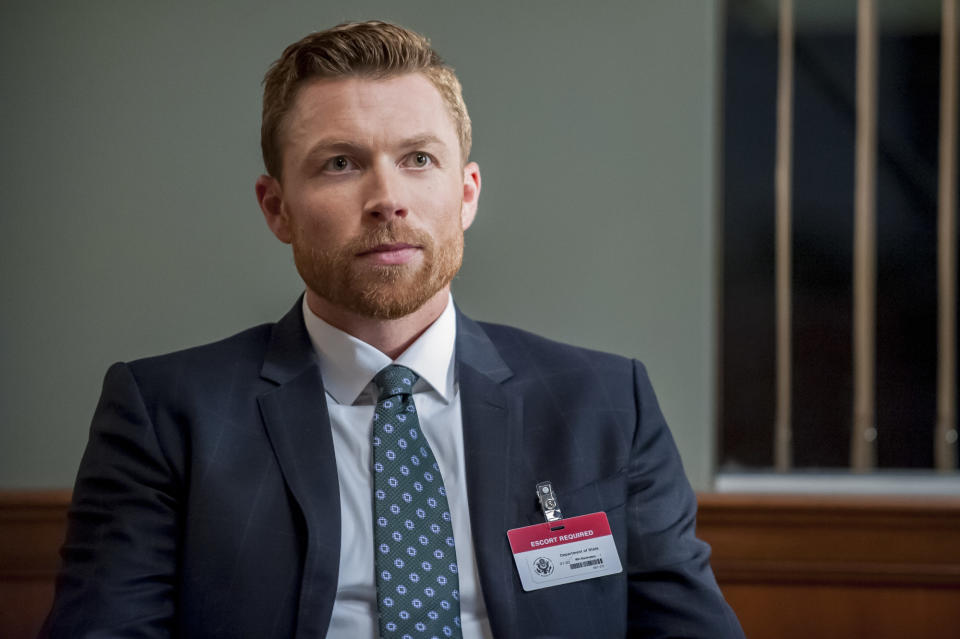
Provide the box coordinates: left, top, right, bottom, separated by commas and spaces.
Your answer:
257, 73, 480, 320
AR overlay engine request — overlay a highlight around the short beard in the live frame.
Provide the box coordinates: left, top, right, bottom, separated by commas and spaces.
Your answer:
292, 219, 464, 320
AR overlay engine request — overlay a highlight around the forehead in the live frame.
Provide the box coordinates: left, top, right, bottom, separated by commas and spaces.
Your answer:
283, 73, 458, 151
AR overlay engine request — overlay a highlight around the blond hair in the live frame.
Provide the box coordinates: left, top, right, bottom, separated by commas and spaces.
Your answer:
260, 21, 472, 178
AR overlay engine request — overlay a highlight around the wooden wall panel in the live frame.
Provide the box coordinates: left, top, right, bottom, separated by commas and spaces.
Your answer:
698, 494, 960, 638
2, 491, 959, 638
0, 491, 70, 639
722, 584, 960, 639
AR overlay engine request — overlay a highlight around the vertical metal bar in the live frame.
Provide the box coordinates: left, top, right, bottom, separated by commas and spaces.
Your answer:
775, 0, 795, 472
851, 0, 879, 471
937, 0, 959, 472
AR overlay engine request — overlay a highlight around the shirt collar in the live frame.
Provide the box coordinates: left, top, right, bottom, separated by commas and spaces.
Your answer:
301, 294, 457, 405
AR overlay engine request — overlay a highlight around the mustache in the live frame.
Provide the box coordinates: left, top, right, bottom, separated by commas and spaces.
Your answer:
349, 223, 432, 254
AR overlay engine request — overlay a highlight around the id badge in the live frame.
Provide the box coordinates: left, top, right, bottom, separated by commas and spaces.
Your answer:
507, 511, 623, 591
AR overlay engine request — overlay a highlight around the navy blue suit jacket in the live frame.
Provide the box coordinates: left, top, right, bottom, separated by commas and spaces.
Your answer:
42, 300, 743, 638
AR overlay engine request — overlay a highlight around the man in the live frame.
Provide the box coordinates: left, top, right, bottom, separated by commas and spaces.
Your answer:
43, 21, 743, 639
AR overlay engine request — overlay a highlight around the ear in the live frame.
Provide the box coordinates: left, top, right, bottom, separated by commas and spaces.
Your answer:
255, 174, 292, 244
460, 161, 481, 231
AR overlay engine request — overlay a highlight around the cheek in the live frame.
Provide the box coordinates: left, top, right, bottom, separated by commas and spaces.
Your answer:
418, 179, 464, 219
288, 195, 351, 238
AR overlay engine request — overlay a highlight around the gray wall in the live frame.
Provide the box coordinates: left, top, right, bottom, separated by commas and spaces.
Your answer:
0, 1, 720, 490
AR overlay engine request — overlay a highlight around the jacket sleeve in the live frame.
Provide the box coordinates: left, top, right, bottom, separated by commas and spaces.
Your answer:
40, 362, 181, 638
625, 360, 745, 638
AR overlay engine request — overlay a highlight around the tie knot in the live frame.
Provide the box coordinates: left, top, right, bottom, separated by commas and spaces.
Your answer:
373, 365, 418, 400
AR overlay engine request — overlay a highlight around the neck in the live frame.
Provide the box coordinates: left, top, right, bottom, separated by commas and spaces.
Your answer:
304, 288, 450, 360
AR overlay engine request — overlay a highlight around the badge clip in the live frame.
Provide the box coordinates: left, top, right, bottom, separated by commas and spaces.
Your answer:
535, 480, 563, 522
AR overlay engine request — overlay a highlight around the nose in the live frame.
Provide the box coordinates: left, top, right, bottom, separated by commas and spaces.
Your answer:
363, 164, 409, 222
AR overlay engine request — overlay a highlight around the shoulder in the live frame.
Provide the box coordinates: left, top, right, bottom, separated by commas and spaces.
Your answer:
468, 318, 641, 386
118, 322, 276, 395
130, 322, 273, 369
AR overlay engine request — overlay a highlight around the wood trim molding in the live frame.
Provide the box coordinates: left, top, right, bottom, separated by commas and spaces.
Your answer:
697, 493, 960, 586
0, 491, 71, 639
0, 490, 71, 579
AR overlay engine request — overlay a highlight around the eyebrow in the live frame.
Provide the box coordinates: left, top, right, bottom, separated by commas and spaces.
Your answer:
303, 139, 363, 161
302, 134, 449, 162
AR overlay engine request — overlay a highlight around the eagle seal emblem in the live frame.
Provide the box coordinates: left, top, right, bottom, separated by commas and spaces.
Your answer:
533, 556, 555, 577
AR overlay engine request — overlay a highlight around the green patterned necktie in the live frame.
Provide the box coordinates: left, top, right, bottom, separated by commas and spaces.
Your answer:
372, 365, 462, 639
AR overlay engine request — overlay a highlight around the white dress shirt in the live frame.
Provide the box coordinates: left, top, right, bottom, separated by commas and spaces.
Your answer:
301, 295, 494, 639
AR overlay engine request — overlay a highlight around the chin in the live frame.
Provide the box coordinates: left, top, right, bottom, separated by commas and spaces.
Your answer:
350, 275, 452, 320
294, 232, 462, 321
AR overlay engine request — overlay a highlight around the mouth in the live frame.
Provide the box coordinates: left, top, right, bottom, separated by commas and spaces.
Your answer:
356, 242, 422, 265
357, 242, 419, 255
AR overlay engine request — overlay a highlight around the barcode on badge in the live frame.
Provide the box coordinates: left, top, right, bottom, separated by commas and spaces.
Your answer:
569, 558, 604, 570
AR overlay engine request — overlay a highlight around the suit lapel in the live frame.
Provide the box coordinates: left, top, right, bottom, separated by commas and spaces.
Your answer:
258, 299, 340, 639
456, 312, 523, 637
